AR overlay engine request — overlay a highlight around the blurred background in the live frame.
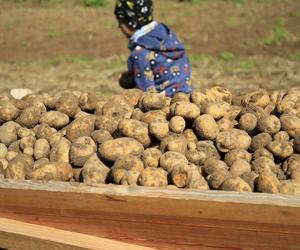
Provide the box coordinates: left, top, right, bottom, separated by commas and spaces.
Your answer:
0, 0, 299, 95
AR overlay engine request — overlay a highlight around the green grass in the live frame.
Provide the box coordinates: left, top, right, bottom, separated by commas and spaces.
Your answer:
218, 52, 236, 62
105, 55, 127, 71
48, 31, 65, 39
83, 0, 107, 7
262, 27, 292, 46
41, 55, 95, 69
189, 54, 210, 63
292, 52, 300, 62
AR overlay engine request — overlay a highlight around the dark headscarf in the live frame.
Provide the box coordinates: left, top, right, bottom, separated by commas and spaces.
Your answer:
114, 0, 153, 29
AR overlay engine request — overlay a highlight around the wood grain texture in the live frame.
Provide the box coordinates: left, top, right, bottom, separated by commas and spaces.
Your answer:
0, 218, 156, 250
0, 179, 300, 249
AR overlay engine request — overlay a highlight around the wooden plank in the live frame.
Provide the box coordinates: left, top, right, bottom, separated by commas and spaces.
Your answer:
0, 217, 156, 250
0, 179, 300, 249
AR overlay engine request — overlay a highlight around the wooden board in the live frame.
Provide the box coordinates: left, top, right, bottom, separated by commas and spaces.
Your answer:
0, 179, 300, 250
0, 218, 156, 250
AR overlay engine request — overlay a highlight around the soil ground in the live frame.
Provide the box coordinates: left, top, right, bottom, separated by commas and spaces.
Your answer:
0, 0, 299, 95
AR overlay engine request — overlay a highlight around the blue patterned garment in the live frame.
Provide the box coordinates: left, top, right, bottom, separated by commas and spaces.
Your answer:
127, 22, 193, 97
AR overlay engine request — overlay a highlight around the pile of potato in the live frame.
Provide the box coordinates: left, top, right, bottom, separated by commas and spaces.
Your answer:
0, 87, 299, 195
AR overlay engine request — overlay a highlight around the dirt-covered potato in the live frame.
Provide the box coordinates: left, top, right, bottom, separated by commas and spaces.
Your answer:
217, 117, 237, 132
190, 90, 208, 106
23, 147, 34, 156
171, 163, 191, 188
0, 100, 19, 122
118, 119, 151, 147
18, 127, 35, 139
41, 93, 57, 109
8, 140, 21, 153
50, 137, 71, 163
256, 170, 280, 193
94, 100, 107, 115
203, 159, 229, 176
99, 137, 144, 162
0, 158, 8, 172
203, 101, 231, 120
195, 140, 220, 164
241, 90, 270, 108
169, 116, 186, 134
257, 115, 281, 135
251, 157, 277, 175
149, 122, 169, 141
6, 151, 18, 162
142, 148, 162, 168
70, 136, 97, 167
250, 132, 272, 152
252, 148, 274, 161
28, 162, 73, 181
56, 93, 79, 118
277, 93, 300, 116
102, 95, 133, 120
160, 133, 188, 154
229, 159, 251, 178
39, 111, 70, 129
282, 154, 300, 175
206, 86, 233, 104
206, 169, 228, 190
224, 149, 252, 167
5, 154, 31, 180
78, 92, 98, 111
294, 136, 300, 154
183, 129, 198, 143
16, 106, 42, 128
171, 92, 190, 104
280, 114, 300, 138
142, 110, 167, 124
186, 149, 203, 165
194, 114, 219, 140
240, 104, 267, 120
111, 155, 144, 185
221, 177, 252, 192
138, 167, 168, 187
95, 115, 118, 135
267, 140, 293, 159
33, 158, 49, 169
240, 171, 258, 191
238, 113, 257, 133
20, 136, 36, 150
279, 180, 300, 195
187, 164, 209, 190
139, 92, 166, 111
160, 151, 188, 173
34, 139, 50, 160
82, 154, 110, 184
0, 143, 8, 158
121, 89, 143, 107
35, 123, 54, 142
131, 108, 144, 121
216, 129, 251, 152
274, 131, 289, 141
91, 129, 113, 144
170, 101, 200, 120
0, 121, 20, 146
66, 116, 95, 142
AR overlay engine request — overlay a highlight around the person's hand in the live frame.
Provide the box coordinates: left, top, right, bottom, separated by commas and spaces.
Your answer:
119, 71, 135, 89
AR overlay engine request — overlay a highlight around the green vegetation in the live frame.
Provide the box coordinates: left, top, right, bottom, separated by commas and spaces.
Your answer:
189, 54, 210, 63
48, 31, 65, 39
105, 55, 127, 71
42, 55, 95, 69
83, 0, 107, 7
218, 52, 236, 62
292, 52, 300, 62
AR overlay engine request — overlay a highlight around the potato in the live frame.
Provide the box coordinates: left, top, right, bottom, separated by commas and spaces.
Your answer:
66, 116, 95, 142
131, 108, 144, 121
0, 121, 20, 146
16, 106, 42, 128
94, 116, 118, 135
217, 117, 237, 132
194, 114, 219, 140
216, 129, 251, 152
279, 180, 300, 195
290, 167, 300, 182
240, 104, 267, 120
240, 171, 258, 191
252, 148, 274, 161
225, 105, 242, 120
70, 136, 97, 167
241, 90, 270, 108
221, 177, 252, 192
187, 164, 209, 190
20, 136, 36, 150
28, 162, 73, 181
251, 157, 277, 175
17, 127, 35, 139
206, 86, 233, 104
280, 114, 300, 138
195, 140, 220, 164
224, 149, 252, 167
203, 101, 231, 120
257, 115, 281, 135
186, 149, 203, 165
171, 163, 191, 188
160, 151, 188, 173
149, 121, 169, 141
33, 158, 49, 169
102, 96, 133, 120
56, 93, 79, 118
6, 151, 18, 162
142, 110, 167, 124
142, 148, 162, 168
8, 140, 21, 153
78, 92, 98, 111
138, 167, 168, 187
282, 154, 300, 175
160, 134, 188, 154
118, 119, 151, 147
183, 129, 198, 143
120, 89, 143, 107
39, 111, 70, 129
5, 154, 31, 180
206, 169, 228, 189
267, 140, 293, 159
35, 123, 54, 142
203, 159, 229, 176
99, 137, 144, 162
34, 139, 50, 160
188, 142, 196, 150
41, 93, 57, 109
238, 113, 257, 133
229, 159, 251, 178
0, 100, 19, 122
23, 147, 34, 156
190, 90, 208, 106
139, 92, 166, 111
169, 116, 186, 134
250, 132, 272, 152
170, 101, 200, 120
91, 129, 113, 144
256, 170, 280, 193
0, 143, 8, 158
50, 137, 71, 163
294, 136, 300, 153
111, 155, 144, 185
274, 131, 289, 141
82, 154, 110, 184
277, 93, 300, 116
94, 100, 107, 115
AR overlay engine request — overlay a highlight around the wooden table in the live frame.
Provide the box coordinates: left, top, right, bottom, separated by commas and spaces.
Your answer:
0, 179, 300, 249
